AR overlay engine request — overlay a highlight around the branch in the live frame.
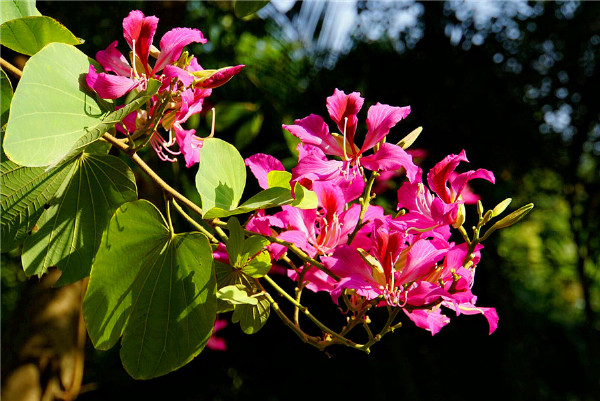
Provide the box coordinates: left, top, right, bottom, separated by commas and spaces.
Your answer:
102, 132, 204, 218
1, 57, 23, 79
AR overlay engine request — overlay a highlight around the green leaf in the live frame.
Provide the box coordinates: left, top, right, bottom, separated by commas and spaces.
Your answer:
291, 182, 318, 209
3, 43, 107, 167
0, 16, 81, 56
4, 41, 161, 168
240, 235, 270, 267
267, 170, 292, 189
1, 69, 13, 127
21, 152, 137, 285
0, 0, 40, 25
242, 252, 271, 279
0, 158, 72, 253
83, 200, 216, 380
233, 0, 270, 18
217, 284, 258, 306
202, 187, 292, 219
231, 293, 270, 334
226, 217, 245, 267
66, 79, 161, 158
196, 138, 246, 214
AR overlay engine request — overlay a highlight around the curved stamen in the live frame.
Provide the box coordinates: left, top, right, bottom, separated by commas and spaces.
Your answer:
342, 117, 349, 161
208, 107, 216, 138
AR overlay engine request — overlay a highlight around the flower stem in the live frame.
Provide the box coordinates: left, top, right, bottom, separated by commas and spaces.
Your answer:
102, 132, 204, 219
171, 199, 219, 244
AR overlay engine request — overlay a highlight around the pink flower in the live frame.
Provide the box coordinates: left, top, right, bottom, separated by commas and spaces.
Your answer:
86, 10, 206, 99
397, 150, 495, 228
284, 89, 418, 183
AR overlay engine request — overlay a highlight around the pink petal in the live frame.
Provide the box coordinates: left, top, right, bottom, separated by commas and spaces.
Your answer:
403, 308, 450, 335
360, 143, 418, 182
123, 10, 158, 75
397, 239, 448, 284
292, 154, 344, 182
96, 40, 131, 76
245, 153, 285, 190
362, 103, 410, 152
426, 150, 469, 203
283, 114, 344, 157
174, 125, 203, 167
326, 88, 364, 145
163, 65, 195, 88
153, 28, 207, 74
86, 65, 138, 99
449, 168, 495, 202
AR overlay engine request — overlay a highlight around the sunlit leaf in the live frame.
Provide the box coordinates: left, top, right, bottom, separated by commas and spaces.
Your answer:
21, 151, 137, 285
83, 200, 216, 380
3, 42, 160, 168
0, 16, 81, 56
4, 43, 107, 167
0, 0, 40, 25
196, 138, 246, 213
217, 284, 258, 305
232, 293, 270, 334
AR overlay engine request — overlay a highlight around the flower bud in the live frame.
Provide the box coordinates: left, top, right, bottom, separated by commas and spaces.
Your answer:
452, 203, 466, 228
492, 198, 512, 217
191, 65, 245, 89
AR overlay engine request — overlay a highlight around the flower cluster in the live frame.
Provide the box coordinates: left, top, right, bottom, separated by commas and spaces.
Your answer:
245, 89, 498, 335
86, 10, 243, 167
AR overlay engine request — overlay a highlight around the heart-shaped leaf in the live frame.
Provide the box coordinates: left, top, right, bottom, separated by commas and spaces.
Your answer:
83, 200, 216, 379
21, 150, 137, 285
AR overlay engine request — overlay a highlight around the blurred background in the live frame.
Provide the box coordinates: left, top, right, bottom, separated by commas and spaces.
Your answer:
2, 1, 599, 400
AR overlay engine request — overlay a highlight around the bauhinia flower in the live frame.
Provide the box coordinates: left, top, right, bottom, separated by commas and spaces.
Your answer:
85, 9, 244, 168
284, 89, 419, 184
397, 150, 495, 228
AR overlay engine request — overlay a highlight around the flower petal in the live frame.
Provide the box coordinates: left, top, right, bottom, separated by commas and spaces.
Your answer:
362, 103, 410, 152
283, 114, 344, 157
86, 65, 138, 99
153, 27, 207, 74
123, 10, 158, 75
245, 153, 285, 190
403, 308, 450, 335
326, 88, 364, 145
174, 125, 203, 167
360, 143, 418, 181
96, 40, 131, 76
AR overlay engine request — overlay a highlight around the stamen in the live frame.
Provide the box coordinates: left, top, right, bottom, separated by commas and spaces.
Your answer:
342, 117, 349, 161
131, 39, 139, 78
208, 107, 216, 138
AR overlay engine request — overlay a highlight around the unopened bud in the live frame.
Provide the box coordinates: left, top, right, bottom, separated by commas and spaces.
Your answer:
492, 198, 512, 217
452, 203, 466, 229
192, 65, 245, 89
396, 126, 422, 149
480, 203, 534, 241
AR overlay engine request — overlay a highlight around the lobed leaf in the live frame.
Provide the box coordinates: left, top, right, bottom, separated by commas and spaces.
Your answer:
83, 200, 216, 380
21, 151, 137, 285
